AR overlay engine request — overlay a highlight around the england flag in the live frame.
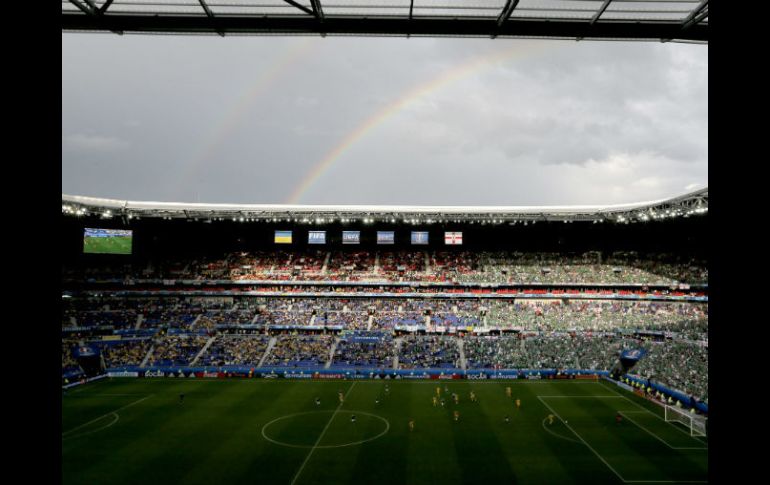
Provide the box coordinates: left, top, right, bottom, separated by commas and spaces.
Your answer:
445, 232, 463, 245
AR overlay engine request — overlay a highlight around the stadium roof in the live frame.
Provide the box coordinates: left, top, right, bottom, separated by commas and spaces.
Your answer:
61, 187, 707, 223
62, 0, 708, 43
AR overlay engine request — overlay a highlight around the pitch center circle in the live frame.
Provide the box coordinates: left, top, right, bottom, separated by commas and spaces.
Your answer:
261, 410, 390, 449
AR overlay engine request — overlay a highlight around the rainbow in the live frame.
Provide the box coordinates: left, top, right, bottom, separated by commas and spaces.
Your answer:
179, 38, 315, 196
286, 41, 552, 204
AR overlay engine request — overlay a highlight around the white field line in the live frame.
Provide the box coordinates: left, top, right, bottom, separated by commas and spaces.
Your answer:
540, 416, 582, 444
290, 382, 357, 485
62, 413, 120, 441
536, 396, 627, 483
598, 381, 708, 445
62, 395, 152, 436
618, 412, 707, 450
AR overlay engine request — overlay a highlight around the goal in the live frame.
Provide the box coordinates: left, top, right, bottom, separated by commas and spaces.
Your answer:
664, 405, 707, 437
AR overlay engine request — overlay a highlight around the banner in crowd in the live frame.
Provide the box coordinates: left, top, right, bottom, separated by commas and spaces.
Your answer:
72, 344, 100, 358
377, 231, 395, 244
620, 348, 648, 363
308, 231, 326, 244
274, 231, 292, 244
342, 231, 361, 244
444, 232, 463, 245
411, 231, 429, 245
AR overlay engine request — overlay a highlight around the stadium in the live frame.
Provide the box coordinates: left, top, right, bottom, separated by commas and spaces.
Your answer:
62, 2, 708, 484
62, 189, 708, 484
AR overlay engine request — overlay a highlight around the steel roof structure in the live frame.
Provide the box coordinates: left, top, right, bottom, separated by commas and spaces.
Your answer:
61, 187, 707, 224
63, 0, 708, 42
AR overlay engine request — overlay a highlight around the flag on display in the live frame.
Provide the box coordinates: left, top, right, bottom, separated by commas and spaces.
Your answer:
445, 232, 463, 245
274, 231, 292, 244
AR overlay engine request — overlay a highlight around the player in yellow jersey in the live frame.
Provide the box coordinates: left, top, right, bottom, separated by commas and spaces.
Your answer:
506, 386, 512, 398
432, 396, 438, 407
469, 391, 476, 402
453, 393, 459, 405
515, 398, 521, 410
338, 392, 344, 404
409, 420, 415, 432
548, 414, 554, 425
436, 386, 441, 396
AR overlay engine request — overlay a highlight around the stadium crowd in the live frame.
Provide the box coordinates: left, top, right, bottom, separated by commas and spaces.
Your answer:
101, 340, 152, 367
264, 335, 334, 367
334, 336, 394, 368
147, 335, 210, 367
61, 292, 708, 402
197, 335, 271, 366
632, 341, 708, 403
64, 251, 707, 284
398, 335, 460, 369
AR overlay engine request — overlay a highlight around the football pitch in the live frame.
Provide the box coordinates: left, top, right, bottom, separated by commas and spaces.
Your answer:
62, 379, 708, 484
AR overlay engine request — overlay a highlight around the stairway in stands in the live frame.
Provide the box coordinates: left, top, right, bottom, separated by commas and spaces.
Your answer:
393, 337, 403, 369
139, 345, 155, 368
325, 338, 340, 369
457, 338, 467, 371
190, 336, 216, 366
257, 337, 278, 368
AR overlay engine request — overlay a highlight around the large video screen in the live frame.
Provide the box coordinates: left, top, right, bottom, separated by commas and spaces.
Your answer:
83, 228, 133, 255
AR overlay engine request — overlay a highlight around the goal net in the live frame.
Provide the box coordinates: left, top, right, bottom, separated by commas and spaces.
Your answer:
664, 405, 707, 437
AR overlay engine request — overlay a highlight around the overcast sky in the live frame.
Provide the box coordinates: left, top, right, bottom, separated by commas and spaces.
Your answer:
62, 34, 707, 206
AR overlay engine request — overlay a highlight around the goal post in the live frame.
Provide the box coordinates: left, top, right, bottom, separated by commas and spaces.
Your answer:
664, 404, 707, 437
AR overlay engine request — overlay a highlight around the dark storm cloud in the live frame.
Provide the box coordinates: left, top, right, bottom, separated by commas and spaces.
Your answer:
62, 34, 706, 206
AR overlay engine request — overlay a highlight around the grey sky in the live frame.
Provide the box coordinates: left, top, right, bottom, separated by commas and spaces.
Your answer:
62, 34, 707, 206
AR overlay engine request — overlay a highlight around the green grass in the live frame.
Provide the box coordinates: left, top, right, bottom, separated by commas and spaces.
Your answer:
62, 379, 708, 484
83, 236, 132, 255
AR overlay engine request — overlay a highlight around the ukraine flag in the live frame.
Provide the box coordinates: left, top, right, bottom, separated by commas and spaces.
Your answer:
274, 230, 293, 244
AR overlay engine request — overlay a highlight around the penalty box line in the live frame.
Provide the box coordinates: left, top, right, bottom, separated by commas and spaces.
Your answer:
62, 394, 153, 436
537, 395, 627, 483
617, 412, 707, 451
598, 381, 708, 446
290, 382, 357, 485
537, 396, 707, 484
